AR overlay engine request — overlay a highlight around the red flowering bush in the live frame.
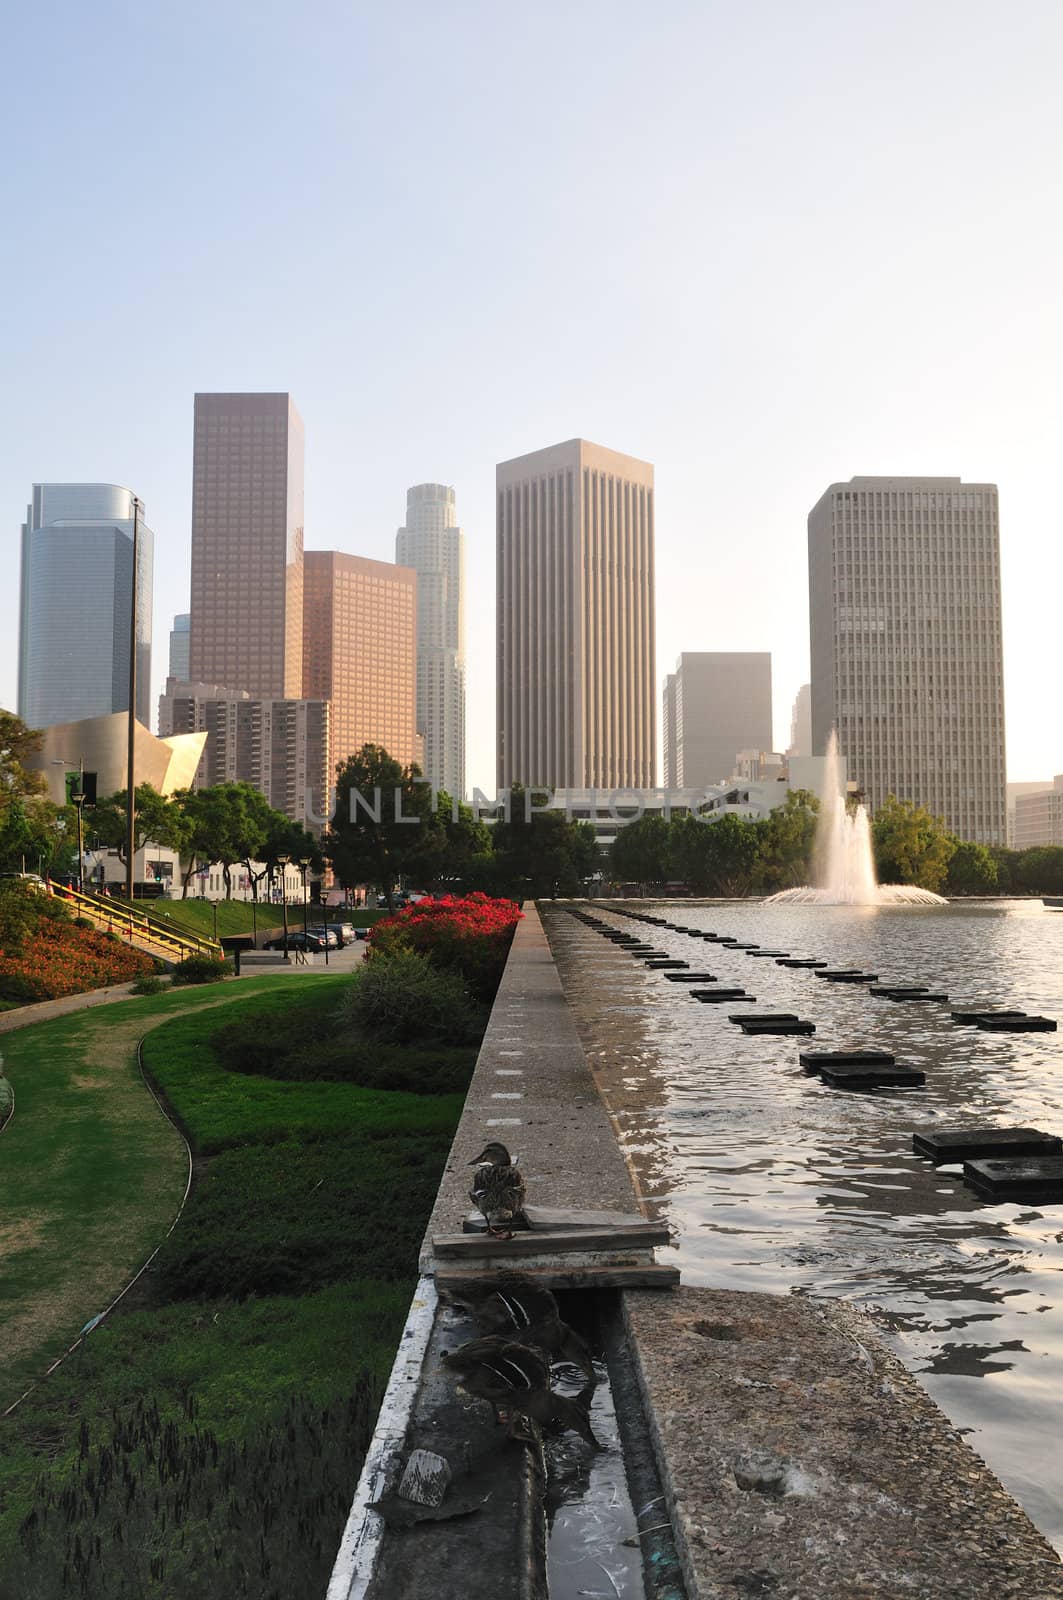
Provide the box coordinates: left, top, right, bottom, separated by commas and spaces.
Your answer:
367, 892, 523, 1000
0, 914, 156, 1003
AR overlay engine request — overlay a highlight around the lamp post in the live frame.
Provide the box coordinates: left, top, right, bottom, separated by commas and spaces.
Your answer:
299, 856, 313, 959
276, 854, 290, 956
52, 757, 85, 894
125, 495, 141, 901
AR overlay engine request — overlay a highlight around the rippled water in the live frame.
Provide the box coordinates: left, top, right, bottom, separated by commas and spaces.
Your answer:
544, 900, 1063, 1549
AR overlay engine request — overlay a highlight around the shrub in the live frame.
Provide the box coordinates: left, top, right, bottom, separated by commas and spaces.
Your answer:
210, 1012, 475, 1093
347, 950, 484, 1044
171, 953, 232, 986
368, 892, 522, 1000
131, 973, 167, 995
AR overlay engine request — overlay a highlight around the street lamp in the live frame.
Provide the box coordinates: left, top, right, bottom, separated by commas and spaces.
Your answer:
276, 854, 290, 956
52, 757, 85, 894
299, 856, 313, 959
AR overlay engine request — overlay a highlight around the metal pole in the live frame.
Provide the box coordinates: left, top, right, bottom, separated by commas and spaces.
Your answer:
75, 756, 85, 895
125, 496, 140, 901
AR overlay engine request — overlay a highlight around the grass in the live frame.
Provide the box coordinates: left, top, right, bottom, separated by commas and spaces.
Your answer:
146, 900, 385, 940
0, 972, 474, 1599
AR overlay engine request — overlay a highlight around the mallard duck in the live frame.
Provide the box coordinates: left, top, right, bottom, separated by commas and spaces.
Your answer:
444, 1273, 595, 1384
469, 1142, 527, 1237
442, 1336, 599, 1448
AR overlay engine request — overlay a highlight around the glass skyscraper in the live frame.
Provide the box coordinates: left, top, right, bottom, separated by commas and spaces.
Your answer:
18, 483, 154, 729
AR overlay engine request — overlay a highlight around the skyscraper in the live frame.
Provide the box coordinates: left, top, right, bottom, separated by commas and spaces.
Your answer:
808, 476, 1006, 843
18, 483, 153, 729
302, 551, 418, 783
787, 683, 812, 758
661, 653, 772, 788
189, 393, 304, 699
168, 613, 191, 681
396, 483, 466, 798
496, 438, 656, 791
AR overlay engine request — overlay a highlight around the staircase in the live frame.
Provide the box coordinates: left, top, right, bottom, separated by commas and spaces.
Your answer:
51, 886, 223, 965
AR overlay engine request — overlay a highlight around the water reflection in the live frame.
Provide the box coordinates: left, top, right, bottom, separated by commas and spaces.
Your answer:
546, 900, 1063, 1550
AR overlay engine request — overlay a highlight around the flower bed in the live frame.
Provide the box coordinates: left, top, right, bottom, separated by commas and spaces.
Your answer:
367, 892, 523, 999
0, 919, 156, 1003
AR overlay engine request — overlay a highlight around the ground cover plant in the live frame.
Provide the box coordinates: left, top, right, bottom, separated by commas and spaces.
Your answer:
0, 973, 478, 1599
0, 882, 155, 1003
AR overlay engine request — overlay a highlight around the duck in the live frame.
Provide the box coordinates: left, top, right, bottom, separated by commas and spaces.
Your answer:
443, 1273, 595, 1385
469, 1142, 528, 1237
442, 1336, 599, 1448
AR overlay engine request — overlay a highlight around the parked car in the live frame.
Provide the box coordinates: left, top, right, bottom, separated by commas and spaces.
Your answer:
263, 929, 332, 953
327, 921, 357, 946
306, 926, 341, 948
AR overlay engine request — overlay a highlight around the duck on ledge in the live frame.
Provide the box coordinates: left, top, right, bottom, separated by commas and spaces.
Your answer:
469, 1142, 528, 1238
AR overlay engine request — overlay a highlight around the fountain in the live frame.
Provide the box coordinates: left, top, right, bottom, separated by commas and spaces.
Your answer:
768, 734, 947, 906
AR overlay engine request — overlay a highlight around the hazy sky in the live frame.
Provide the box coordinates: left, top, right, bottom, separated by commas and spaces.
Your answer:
3, 1, 1061, 793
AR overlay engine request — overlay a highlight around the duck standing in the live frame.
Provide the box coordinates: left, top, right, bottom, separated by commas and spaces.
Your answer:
469, 1142, 527, 1238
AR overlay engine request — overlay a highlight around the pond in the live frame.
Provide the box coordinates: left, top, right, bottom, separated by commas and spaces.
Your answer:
545, 900, 1063, 1551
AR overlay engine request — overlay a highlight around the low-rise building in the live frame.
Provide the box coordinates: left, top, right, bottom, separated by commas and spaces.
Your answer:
1012, 778, 1063, 849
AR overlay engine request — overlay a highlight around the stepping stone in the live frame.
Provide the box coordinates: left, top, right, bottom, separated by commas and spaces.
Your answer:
776, 958, 828, 968
818, 1061, 925, 1090
950, 1009, 1028, 1025
690, 989, 756, 1003
975, 1015, 1057, 1033
812, 968, 863, 978
740, 1018, 816, 1036
729, 1012, 801, 1023
822, 971, 879, 984
646, 960, 689, 970
729, 942, 761, 950
874, 989, 949, 1002
747, 949, 790, 957
662, 972, 717, 982
869, 985, 929, 996
913, 1127, 1063, 1164
963, 1157, 1063, 1201
800, 1048, 895, 1072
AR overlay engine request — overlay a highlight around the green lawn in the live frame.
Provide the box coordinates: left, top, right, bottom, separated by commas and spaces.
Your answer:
143, 899, 385, 940
0, 973, 472, 1600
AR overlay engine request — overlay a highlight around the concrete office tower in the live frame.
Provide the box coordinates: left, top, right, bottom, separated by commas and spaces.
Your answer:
788, 683, 812, 758
18, 483, 153, 729
809, 476, 1006, 843
302, 551, 418, 784
396, 483, 466, 798
189, 393, 305, 699
497, 439, 655, 790
662, 654, 772, 788
1012, 777, 1063, 848
168, 613, 191, 681
161, 682, 329, 829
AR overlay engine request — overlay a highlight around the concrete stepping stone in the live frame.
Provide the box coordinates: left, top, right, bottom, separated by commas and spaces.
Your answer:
646, 960, 689, 970
873, 988, 949, 1002
818, 1060, 926, 1090
728, 942, 761, 950
746, 949, 790, 957
950, 1009, 1028, 1025
913, 1127, 1063, 1164
963, 1157, 1063, 1201
776, 958, 827, 968
662, 972, 717, 982
821, 971, 879, 984
869, 985, 929, 996
800, 1048, 895, 1072
812, 968, 863, 978
690, 988, 756, 1003
740, 1018, 816, 1036
974, 1014, 1057, 1033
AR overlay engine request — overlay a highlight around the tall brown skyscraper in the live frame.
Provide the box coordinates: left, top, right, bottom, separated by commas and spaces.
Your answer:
809, 475, 1006, 843
302, 551, 418, 783
496, 438, 656, 791
189, 393, 305, 699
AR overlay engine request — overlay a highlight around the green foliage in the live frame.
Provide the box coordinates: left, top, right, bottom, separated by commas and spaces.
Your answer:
671, 811, 761, 895
131, 974, 168, 995
326, 744, 437, 908
483, 787, 600, 898
213, 1016, 475, 1093
348, 949, 485, 1044
753, 789, 819, 892
85, 782, 189, 864
0, 881, 70, 950
171, 954, 232, 985
1013, 846, 1063, 895
609, 813, 672, 885
945, 840, 999, 895
872, 794, 956, 893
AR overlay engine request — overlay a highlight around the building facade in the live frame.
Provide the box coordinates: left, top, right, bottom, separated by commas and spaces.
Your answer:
18, 483, 153, 729
395, 483, 466, 798
662, 653, 772, 788
788, 682, 812, 758
496, 438, 656, 791
809, 476, 1006, 844
159, 679, 328, 829
302, 551, 418, 782
189, 393, 305, 699
1012, 778, 1063, 848
168, 613, 191, 680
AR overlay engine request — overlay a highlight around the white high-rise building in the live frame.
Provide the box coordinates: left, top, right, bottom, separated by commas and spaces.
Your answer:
809, 476, 1006, 844
395, 484, 466, 799
168, 613, 191, 680
18, 483, 153, 729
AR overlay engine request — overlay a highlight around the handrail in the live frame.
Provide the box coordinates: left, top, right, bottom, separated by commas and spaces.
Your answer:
50, 886, 222, 960
86, 892, 221, 957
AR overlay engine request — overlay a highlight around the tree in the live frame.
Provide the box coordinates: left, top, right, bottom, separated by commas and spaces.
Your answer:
610, 815, 672, 887
1013, 847, 1063, 896
175, 785, 255, 899
872, 795, 955, 894
754, 789, 819, 893
326, 744, 438, 909
486, 788, 600, 900
671, 812, 761, 896
85, 784, 189, 866
0, 711, 61, 875
418, 792, 494, 890
945, 840, 999, 896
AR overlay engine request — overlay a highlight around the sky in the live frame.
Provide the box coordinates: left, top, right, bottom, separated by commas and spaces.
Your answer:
2, 0, 1061, 793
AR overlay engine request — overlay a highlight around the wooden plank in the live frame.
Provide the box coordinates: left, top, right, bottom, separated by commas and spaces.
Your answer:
913, 1127, 1063, 1164
436, 1262, 681, 1292
964, 1157, 1063, 1200
433, 1225, 670, 1257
